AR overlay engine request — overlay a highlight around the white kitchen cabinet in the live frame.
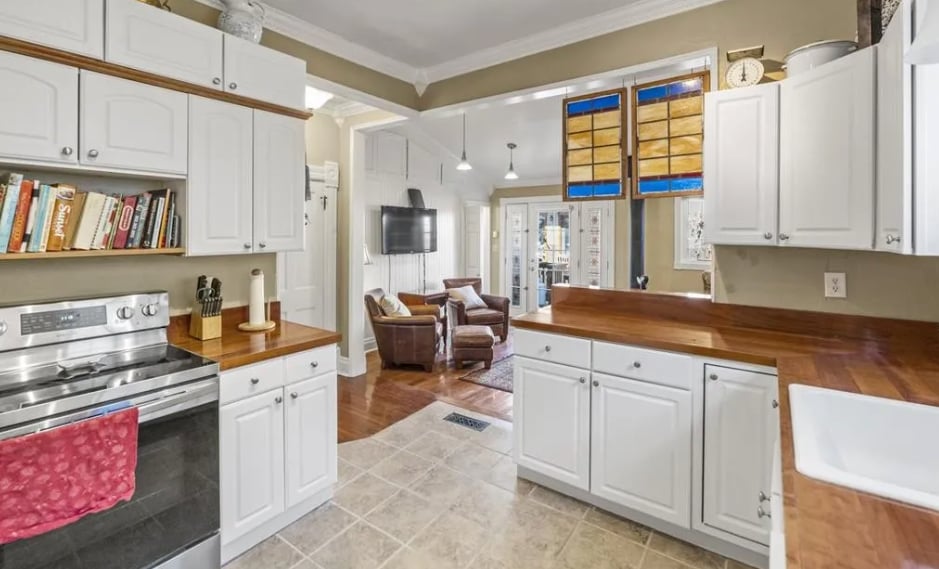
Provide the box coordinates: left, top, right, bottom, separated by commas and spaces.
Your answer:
704, 83, 779, 246
0, 52, 79, 164
0, 0, 104, 59
220, 389, 286, 544
223, 35, 306, 110
80, 71, 188, 174
514, 356, 591, 490
779, 48, 876, 250
105, 0, 224, 90
285, 372, 338, 508
591, 372, 692, 527
253, 110, 305, 252
703, 365, 778, 545
187, 97, 254, 255
913, 0, 939, 255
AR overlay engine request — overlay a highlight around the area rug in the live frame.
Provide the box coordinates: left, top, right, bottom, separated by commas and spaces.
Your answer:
458, 355, 514, 393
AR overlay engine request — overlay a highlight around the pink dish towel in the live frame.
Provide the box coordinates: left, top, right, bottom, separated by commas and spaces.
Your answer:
0, 407, 139, 545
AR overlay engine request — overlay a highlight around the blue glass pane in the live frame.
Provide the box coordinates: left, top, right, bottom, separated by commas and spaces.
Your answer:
567, 184, 594, 198
668, 78, 703, 97
638, 180, 670, 194
567, 93, 621, 116
591, 94, 621, 112
593, 183, 622, 197
670, 177, 703, 191
637, 85, 668, 103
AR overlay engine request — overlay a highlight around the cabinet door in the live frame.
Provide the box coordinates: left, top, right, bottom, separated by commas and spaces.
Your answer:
254, 111, 305, 252
513, 356, 590, 490
223, 35, 306, 109
703, 83, 779, 246
80, 71, 188, 174
188, 97, 254, 255
0, 0, 104, 59
220, 389, 285, 544
591, 372, 692, 527
914, 0, 939, 255
285, 373, 337, 508
779, 48, 875, 250
703, 365, 778, 545
105, 0, 224, 90
0, 52, 78, 164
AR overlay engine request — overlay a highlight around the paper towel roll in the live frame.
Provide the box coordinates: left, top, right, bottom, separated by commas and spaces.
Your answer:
248, 269, 265, 325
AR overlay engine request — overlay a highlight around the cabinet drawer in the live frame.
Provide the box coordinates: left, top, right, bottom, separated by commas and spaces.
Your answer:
285, 345, 337, 384
514, 329, 591, 369
220, 358, 284, 405
592, 341, 692, 390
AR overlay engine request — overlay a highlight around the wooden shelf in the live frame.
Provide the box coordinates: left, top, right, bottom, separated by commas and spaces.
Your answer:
0, 248, 185, 261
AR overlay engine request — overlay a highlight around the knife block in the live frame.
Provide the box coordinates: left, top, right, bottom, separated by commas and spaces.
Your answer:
189, 307, 222, 341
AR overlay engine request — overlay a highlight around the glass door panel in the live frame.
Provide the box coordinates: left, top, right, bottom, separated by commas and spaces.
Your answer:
533, 205, 577, 309
505, 204, 529, 314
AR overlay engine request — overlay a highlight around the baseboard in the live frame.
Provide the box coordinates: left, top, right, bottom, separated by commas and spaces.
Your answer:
363, 337, 377, 353
338, 355, 367, 378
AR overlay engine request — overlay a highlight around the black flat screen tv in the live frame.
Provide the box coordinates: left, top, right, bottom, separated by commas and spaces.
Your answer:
381, 206, 437, 254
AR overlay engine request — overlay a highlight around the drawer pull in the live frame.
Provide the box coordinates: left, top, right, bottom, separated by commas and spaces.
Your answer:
310, 361, 319, 369
633, 361, 641, 368
544, 345, 552, 353
229, 82, 238, 90
592, 380, 600, 387
275, 396, 283, 404
772, 400, 779, 409
87, 149, 99, 159
291, 392, 299, 399
709, 373, 719, 381
579, 377, 586, 384
759, 491, 769, 502
212, 77, 221, 85
62, 146, 74, 156
250, 378, 260, 385
757, 506, 771, 519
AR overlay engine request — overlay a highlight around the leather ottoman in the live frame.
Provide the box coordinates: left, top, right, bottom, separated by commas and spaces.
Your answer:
452, 325, 496, 369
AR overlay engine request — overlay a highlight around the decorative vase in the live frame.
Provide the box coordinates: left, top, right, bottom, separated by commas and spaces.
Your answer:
218, 0, 265, 44
137, 0, 171, 10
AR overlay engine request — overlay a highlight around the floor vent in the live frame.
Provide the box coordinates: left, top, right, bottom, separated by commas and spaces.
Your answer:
442, 412, 490, 432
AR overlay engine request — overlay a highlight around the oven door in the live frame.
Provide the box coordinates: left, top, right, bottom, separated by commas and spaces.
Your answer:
0, 378, 220, 569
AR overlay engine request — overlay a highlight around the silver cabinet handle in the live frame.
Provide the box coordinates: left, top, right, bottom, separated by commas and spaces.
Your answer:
291, 392, 299, 399
633, 361, 641, 369
757, 506, 771, 519
544, 345, 551, 353
250, 378, 260, 385
772, 400, 779, 409
592, 380, 600, 387
87, 149, 99, 158
275, 396, 283, 404
759, 491, 769, 502
213, 77, 222, 85
310, 361, 319, 369
579, 377, 586, 384
229, 82, 238, 90
709, 373, 718, 381
886, 234, 901, 245
763, 232, 773, 240
62, 146, 74, 156
258, 242, 267, 249
243, 243, 252, 250
778, 233, 790, 241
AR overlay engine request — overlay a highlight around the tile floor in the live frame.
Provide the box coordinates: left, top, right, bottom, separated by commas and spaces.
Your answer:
225, 401, 756, 569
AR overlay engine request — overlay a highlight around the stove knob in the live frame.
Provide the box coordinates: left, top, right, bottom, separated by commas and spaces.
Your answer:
142, 303, 160, 317
117, 306, 135, 320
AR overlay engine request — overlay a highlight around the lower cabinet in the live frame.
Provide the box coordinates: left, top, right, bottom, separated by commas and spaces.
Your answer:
285, 373, 338, 508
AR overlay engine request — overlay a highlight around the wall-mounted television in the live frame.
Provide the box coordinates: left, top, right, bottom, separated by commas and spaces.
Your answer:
381, 206, 438, 254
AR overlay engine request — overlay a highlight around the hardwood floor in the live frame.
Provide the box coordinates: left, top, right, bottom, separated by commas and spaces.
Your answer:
337, 337, 514, 442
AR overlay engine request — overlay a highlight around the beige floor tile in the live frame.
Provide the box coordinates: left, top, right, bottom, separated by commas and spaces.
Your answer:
332, 473, 397, 516
640, 551, 689, 569
449, 479, 521, 528
311, 521, 401, 569
584, 508, 652, 546
555, 522, 645, 569
484, 499, 578, 568
337, 459, 363, 488
278, 502, 357, 556
338, 438, 397, 470
373, 418, 431, 448
408, 465, 474, 505
529, 485, 591, 518
224, 536, 303, 569
648, 533, 726, 569
381, 547, 459, 569
405, 430, 463, 461
364, 490, 442, 542
485, 455, 536, 496
443, 442, 504, 476
289, 561, 321, 569
473, 424, 514, 455
431, 416, 480, 440
369, 450, 434, 486
411, 510, 489, 569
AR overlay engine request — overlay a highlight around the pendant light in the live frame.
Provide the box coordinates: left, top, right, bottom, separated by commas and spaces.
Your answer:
504, 143, 519, 180
456, 113, 473, 171
907, 2, 939, 64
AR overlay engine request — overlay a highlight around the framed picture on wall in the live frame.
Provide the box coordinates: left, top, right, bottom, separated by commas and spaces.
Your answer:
674, 196, 712, 270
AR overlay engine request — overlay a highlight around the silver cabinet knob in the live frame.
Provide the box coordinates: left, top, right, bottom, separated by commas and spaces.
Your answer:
778, 233, 790, 241
117, 306, 135, 320
579, 377, 586, 384
0, 322, 7, 336
633, 361, 641, 369
886, 234, 901, 245
87, 149, 99, 158
709, 373, 719, 381
250, 378, 260, 385
544, 345, 551, 353
759, 491, 769, 502
243, 243, 251, 250
258, 242, 267, 249
62, 146, 74, 156
212, 77, 221, 85
229, 82, 238, 90
592, 380, 599, 387
291, 392, 299, 399
763, 232, 773, 240
757, 506, 771, 519
275, 396, 283, 404
310, 361, 319, 369
772, 400, 779, 409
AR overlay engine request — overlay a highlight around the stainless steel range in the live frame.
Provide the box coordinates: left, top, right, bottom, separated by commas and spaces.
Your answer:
0, 292, 220, 569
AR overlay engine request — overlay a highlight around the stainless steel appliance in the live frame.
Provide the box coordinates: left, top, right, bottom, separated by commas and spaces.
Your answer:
0, 292, 220, 569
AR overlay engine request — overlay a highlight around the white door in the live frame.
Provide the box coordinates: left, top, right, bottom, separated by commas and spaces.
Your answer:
591, 372, 692, 527
530, 203, 579, 310
285, 373, 338, 508
704, 83, 780, 246
464, 204, 483, 280
80, 71, 188, 174
223, 35, 305, 109
504, 204, 530, 315
703, 365, 778, 545
0, 52, 78, 164
576, 201, 614, 286
105, 0, 224, 90
220, 389, 285, 544
187, 97, 253, 255
0, 0, 104, 59
779, 48, 875, 250
254, 110, 305, 252
513, 356, 591, 490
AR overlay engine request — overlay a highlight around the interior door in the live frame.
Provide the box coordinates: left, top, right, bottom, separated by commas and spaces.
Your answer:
576, 201, 614, 287
464, 205, 483, 281
505, 203, 529, 315
530, 203, 578, 310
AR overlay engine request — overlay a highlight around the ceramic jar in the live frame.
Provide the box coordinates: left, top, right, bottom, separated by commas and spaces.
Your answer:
218, 0, 265, 43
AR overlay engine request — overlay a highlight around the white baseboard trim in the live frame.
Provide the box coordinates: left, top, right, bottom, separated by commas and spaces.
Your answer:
338, 355, 367, 378
363, 337, 377, 353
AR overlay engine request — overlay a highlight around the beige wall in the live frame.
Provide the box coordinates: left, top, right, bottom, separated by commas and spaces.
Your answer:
643, 197, 707, 294
305, 114, 341, 165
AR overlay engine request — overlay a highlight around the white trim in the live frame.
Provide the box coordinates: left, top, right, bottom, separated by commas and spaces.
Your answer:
305, 74, 419, 119
497, 195, 564, 206
494, 176, 562, 190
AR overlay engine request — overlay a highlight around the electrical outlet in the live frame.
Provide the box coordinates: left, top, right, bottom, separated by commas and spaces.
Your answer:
824, 272, 847, 298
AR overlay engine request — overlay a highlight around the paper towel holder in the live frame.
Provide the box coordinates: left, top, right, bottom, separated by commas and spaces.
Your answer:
238, 268, 277, 332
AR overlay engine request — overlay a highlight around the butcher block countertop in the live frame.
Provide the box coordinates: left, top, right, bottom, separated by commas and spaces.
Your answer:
513, 285, 939, 569
169, 304, 341, 371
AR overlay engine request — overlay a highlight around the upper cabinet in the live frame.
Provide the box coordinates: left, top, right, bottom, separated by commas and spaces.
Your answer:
105, 0, 224, 90
0, 0, 104, 59
253, 111, 305, 252
223, 35, 306, 110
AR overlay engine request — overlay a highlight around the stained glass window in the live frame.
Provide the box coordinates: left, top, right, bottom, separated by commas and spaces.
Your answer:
633, 72, 709, 198
563, 89, 627, 201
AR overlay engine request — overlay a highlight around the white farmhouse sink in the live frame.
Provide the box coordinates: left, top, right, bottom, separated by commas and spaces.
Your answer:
789, 384, 939, 511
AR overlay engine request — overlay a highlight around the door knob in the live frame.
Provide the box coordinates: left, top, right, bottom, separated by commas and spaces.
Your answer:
778, 233, 790, 241
757, 506, 771, 519
886, 234, 901, 245
709, 373, 719, 381
579, 377, 586, 384
759, 491, 769, 502
632, 361, 642, 369
212, 77, 221, 85
275, 396, 283, 404
310, 361, 319, 369
763, 232, 773, 240
772, 400, 779, 409
62, 146, 74, 156
291, 392, 299, 399
544, 345, 551, 353
592, 380, 600, 387
229, 82, 238, 90
243, 243, 252, 250
258, 242, 267, 249
87, 149, 99, 158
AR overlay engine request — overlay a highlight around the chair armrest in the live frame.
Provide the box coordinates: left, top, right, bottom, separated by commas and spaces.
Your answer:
446, 299, 468, 326
482, 294, 510, 315
408, 305, 442, 319
374, 315, 437, 327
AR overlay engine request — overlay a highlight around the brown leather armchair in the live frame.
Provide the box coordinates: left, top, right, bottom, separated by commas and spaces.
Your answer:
443, 277, 510, 343
365, 289, 442, 372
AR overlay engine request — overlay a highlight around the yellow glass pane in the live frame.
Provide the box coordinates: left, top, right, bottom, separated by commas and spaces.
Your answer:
594, 146, 621, 163
593, 127, 621, 147
639, 158, 669, 178
567, 149, 593, 166
638, 139, 669, 159
568, 165, 594, 182
670, 154, 703, 175
593, 110, 620, 130
670, 115, 702, 136
670, 135, 703, 155
567, 115, 592, 133
669, 96, 703, 118
594, 163, 620, 181
637, 102, 668, 123
637, 120, 668, 141
568, 131, 593, 150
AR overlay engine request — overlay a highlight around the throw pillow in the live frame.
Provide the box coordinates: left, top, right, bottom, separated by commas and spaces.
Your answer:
379, 294, 412, 317
448, 285, 487, 310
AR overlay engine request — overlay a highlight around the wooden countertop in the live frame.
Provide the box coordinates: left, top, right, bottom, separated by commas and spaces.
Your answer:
513, 285, 939, 569
168, 304, 341, 371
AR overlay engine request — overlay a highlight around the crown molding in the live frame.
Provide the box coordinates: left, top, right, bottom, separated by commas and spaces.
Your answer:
494, 176, 562, 190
